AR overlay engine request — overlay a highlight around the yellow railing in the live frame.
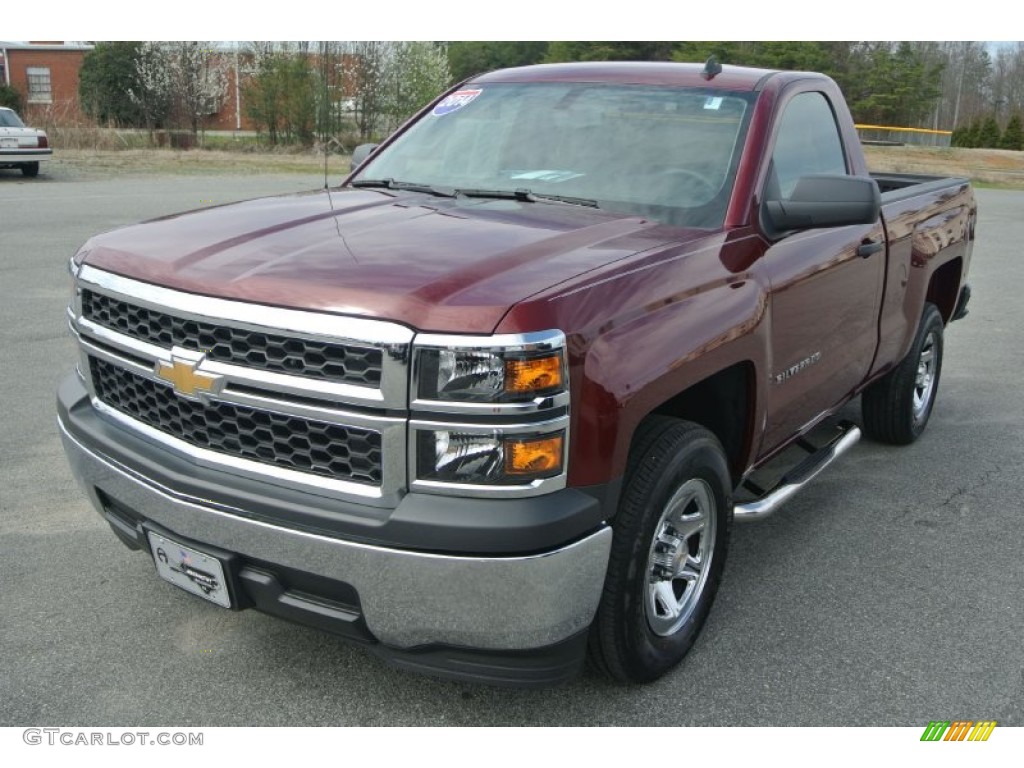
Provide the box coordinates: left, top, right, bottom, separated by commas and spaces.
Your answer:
855, 124, 952, 147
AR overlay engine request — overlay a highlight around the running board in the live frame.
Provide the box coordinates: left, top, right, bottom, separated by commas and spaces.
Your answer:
734, 421, 861, 522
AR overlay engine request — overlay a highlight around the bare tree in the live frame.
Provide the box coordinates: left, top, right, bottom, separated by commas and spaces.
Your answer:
342, 41, 393, 141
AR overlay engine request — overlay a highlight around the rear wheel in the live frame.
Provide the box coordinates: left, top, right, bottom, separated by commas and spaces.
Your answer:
862, 303, 944, 444
21, 162, 39, 178
589, 417, 731, 683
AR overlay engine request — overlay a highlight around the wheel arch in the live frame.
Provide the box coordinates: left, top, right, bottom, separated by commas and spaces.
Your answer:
646, 362, 756, 487
926, 256, 963, 324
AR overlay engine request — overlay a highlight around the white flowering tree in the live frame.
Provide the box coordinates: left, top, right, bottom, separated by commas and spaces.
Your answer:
341, 41, 451, 141
128, 41, 173, 140
167, 41, 230, 139
384, 42, 451, 133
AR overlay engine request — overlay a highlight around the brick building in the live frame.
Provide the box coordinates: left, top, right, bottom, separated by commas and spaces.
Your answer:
0, 42, 359, 135
0, 41, 93, 120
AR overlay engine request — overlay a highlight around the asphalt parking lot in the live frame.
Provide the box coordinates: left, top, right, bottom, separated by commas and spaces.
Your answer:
1, 165, 1021, 726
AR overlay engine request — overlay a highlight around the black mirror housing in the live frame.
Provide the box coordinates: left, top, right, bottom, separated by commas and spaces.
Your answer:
763, 174, 881, 238
350, 143, 380, 172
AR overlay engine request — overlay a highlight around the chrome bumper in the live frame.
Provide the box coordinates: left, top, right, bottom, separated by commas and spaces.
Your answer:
0, 150, 51, 164
59, 415, 611, 651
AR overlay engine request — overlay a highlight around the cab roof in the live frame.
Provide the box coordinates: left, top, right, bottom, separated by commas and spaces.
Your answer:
470, 61, 825, 92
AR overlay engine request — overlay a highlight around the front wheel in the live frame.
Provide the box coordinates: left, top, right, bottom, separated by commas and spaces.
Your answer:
862, 303, 944, 445
589, 417, 732, 683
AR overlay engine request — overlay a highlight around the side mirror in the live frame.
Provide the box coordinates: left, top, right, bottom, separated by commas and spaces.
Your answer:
350, 143, 379, 172
763, 175, 880, 238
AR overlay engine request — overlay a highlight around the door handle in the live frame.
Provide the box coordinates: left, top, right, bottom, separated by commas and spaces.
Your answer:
857, 239, 884, 258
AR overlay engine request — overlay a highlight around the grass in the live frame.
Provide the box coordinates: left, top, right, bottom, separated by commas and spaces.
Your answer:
863, 145, 1024, 188
48, 147, 349, 177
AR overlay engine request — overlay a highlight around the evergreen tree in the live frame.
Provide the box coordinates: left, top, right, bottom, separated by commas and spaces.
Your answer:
0, 84, 21, 112
447, 42, 548, 82
977, 115, 1001, 148
78, 41, 147, 126
1000, 113, 1023, 151
963, 119, 982, 148
544, 41, 677, 63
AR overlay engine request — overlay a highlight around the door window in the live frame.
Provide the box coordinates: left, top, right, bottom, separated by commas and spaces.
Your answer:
767, 92, 846, 200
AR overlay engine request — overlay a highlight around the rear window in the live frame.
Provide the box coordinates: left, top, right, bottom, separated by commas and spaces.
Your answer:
0, 109, 26, 128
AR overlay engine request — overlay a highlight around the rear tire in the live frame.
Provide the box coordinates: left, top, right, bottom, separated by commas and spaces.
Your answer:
21, 162, 39, 178
862, 303, 944, 445
589, 417, 731, 683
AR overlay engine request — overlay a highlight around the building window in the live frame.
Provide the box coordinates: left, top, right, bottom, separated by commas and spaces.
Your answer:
26, 67, 52, 104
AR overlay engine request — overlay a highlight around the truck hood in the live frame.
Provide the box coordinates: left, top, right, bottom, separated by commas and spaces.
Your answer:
78, 187, 680, 333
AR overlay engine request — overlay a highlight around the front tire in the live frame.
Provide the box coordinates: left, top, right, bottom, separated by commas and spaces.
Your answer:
21, 162, 40, 178
589, 417, 732, 683
862, 303, 944, 445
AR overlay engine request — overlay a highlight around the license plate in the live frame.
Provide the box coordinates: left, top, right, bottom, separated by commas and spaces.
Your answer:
0, 138, 17, 148
148, 531, 232, 608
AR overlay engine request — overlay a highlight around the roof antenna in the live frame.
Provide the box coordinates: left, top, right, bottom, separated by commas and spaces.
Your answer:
701, 55, 723, 81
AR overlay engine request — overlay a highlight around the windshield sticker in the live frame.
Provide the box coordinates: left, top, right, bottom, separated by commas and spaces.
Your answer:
507, 170, 586, 183
703, 96, 723, 110
432, 89, 482, 116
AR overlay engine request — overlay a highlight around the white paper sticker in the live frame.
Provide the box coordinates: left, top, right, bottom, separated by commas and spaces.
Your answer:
704, 96, 723, 110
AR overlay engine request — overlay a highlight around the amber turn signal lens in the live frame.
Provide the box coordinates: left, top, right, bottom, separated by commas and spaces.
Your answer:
504, 434, 564, 476
504, 354, 563, 394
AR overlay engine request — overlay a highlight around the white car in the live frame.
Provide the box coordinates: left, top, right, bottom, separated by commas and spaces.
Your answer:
0, 107, 52, 178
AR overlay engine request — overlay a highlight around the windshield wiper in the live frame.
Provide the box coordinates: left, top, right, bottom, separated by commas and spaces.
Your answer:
351, 178, 457, 198
353, 180, 599, 209
456, 188, 599, 208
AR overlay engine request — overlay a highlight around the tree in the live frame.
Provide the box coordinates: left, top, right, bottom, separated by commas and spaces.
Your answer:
447, 42, 547, 82
343, 41, 392, 141
166, 41, 230, 138
545, 41, 677, 63
244, 43, 317, 146
1000, 113, 1023, 151
977, 114, 1001, 148
0, 84, 21, 111
384, 42, 450, 131
673, 41, 832, 72
128, 41, 172, 138
842, 42, 943, 126
78, 41, 146, 126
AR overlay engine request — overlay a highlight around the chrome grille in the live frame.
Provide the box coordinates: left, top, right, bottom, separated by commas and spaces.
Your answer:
82, 290, 383, 387
89, 356, 383, 486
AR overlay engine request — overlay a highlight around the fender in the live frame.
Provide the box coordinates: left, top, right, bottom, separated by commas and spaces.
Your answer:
498, 230, 770, 488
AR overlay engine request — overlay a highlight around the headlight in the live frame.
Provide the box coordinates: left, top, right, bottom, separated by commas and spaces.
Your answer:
410, 330, 570, 496
416, 428, 565, 486
414, 331, 567, 403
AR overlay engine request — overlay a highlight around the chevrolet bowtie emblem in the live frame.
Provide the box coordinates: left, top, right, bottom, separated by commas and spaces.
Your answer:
155, 351, 223, 400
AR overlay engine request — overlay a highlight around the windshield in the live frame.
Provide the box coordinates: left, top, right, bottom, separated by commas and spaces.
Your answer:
0, 109, 26, 128
354, 82, 754, 228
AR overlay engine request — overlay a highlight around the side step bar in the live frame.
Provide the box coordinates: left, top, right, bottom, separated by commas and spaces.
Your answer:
734, 421, 861, 523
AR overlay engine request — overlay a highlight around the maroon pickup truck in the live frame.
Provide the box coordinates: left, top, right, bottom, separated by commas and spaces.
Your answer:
59, 61, 975, 686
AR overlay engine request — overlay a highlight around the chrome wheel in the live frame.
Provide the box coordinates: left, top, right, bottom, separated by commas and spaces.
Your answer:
912, 331, 938, 423
645, 478, 717, 637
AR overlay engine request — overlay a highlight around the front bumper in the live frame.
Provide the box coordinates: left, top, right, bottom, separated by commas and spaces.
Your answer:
58, 373, 612, 683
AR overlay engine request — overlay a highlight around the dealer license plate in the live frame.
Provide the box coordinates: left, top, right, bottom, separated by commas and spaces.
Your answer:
147, 531, 232, 608
0, 138, 18, 148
